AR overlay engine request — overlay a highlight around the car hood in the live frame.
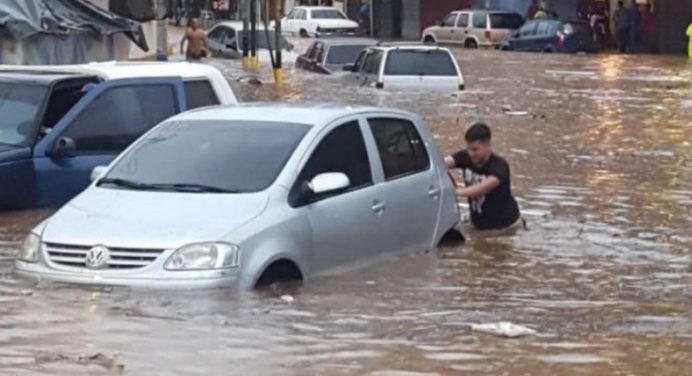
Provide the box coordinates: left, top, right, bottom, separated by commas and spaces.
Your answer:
41, 187, 270, 249
0, 144, 31, 163
315, 19, 359, 28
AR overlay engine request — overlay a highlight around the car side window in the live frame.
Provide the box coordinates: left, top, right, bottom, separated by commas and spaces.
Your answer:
208, 27, 226, 42
294, 121, 372, 203
362, 50, 383, 75
441, 13, 457, 27
184, 80, 220, 110
309, 42, 324, 60
368, 118, 430, 180
300, 10, 308, 20
456, 13, 469, 28
286, 9, 297, 19
519, 21, 538, 37
472, 12, 487, 29
536, 21, 551, 36
62, 85, 178, 154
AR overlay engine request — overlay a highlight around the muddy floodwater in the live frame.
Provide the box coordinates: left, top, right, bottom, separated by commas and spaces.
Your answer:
1, 48, 691, 375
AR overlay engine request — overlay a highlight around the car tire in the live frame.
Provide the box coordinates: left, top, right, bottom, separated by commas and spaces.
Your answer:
299, 29, 309, 38
542, 47, 555, 53
256, 259, 303, 288
423, 35, 436, 44
464, 39, 478, 49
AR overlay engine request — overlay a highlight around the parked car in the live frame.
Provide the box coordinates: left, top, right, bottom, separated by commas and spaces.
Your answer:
296, 38, 377, 74
15, 103, 461, 290
422, 9, 524, 48
282, 6, 359, 37
0, 62, 236, 210
501, 20, 599, 53
206, 21, 299, 64
343, 44, 464, 91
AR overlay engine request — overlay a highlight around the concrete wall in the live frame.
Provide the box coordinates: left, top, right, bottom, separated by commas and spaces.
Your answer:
402, 0, 420, 39
655, 0, 691, 53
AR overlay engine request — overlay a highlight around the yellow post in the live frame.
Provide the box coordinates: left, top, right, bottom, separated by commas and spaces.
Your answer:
687, 22, 692, 58
273, 68, 283, 90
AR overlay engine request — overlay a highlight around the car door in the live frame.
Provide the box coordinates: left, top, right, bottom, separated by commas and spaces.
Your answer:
206, 26, 226, 56
435, 12, 459, 43
32, 78, 186, 207
455, 12, 470, 44
364, 116, 440, 254
292, 119, 386, 272
360, 49, 383, 88
533, 21, 554, 51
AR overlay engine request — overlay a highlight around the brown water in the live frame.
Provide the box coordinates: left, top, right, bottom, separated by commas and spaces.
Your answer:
0, 49, 690, 375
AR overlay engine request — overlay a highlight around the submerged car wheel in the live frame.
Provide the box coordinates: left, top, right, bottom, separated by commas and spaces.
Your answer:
423, 35, 436, 44
299, 29, 309, 38
464, 39, 478, 49
256, 259, 303, 288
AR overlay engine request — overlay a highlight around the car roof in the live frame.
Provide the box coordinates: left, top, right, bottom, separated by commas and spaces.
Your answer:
317, 38, 378, 46
0, 62, 220, 80
0, 71, 86, 85
210, 21, 275, 31
172, 102, 411, 126
295, 6, 342, 10
371, 45, 452, 52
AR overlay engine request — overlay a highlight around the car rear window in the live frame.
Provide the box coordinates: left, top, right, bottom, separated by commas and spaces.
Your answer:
489, 13, 524, 29
562, 22, 591, 35
104, 120, 311, 193
384, 50, 458, 77
311, 9, 346, 19
326, 44, 370, 65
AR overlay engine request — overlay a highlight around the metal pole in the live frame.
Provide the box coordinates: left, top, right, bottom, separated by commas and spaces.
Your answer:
369, 0, 374, 37
274, 0, 282, 89
241, 0, 249, 66
250, 0, 257, 68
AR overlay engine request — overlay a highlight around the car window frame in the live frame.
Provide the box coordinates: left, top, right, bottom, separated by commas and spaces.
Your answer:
362, 49, 383, 75
456, 13, 470, 28
290, 118, 374, 207
441, 12, 458, 28
366, 116, 431, 182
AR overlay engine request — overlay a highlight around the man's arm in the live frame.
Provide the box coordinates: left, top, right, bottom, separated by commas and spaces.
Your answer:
180, 32, 188, 55
456, 176, 500, 198
444, 155, 456, 169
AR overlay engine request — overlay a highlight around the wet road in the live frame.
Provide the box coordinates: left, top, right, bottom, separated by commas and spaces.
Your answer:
1, 48, 691, 375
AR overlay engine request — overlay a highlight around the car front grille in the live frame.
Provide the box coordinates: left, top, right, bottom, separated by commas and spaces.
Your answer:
44, 243, 165, 270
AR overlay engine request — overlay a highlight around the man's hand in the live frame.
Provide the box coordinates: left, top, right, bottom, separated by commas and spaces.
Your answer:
444, 155, 456, 169
456, 176, 500, 198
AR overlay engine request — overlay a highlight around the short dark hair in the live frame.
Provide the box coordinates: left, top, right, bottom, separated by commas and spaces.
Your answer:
465, 122, 491, 142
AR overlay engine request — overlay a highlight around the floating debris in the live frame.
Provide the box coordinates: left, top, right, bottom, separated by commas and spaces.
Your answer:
280, 295, 294, 303
471, 322, 537, 337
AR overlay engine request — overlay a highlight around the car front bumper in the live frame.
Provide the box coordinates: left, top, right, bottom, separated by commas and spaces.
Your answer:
14, 259, 242, 290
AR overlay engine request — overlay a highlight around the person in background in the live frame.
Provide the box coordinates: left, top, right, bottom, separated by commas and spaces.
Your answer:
626, 0, 640, 53
687, 21, 692, 58
526, 0, 538, 20
445, 123, 522, 231
639, 3, 657, 53
613, 1, 628, 53
180, 18, 207, 61
359, 0, 370, 35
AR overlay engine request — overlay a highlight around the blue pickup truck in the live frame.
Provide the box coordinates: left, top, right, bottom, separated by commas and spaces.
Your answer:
0, 62, 237, 210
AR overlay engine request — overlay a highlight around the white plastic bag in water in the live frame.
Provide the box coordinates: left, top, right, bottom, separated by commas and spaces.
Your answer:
471, 322, 536, 338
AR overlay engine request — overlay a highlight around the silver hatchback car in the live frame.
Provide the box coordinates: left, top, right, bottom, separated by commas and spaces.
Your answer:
15, 103, 460, 290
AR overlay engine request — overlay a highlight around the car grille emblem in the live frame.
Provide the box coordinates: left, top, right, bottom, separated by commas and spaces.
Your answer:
85, 245, 110, 270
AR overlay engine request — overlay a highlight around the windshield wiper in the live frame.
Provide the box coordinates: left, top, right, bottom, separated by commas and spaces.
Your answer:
97, 178, 157, 190
97, 179, 239, 193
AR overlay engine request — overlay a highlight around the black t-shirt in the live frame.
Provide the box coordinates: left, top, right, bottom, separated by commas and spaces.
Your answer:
452, 150, 520, 230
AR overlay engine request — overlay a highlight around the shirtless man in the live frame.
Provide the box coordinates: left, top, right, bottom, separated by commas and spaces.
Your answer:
180, 18, 207, 61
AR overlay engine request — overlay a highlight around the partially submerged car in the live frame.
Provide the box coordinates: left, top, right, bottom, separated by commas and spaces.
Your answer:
501, 20, 598, 53
282, 6, 359, 37
15, 103, 460, 290
343, 44, 464, 91
296, 38, 377, 74
206, 21, 299, 64
422, 9, 524, 48
0, 62, 236, 210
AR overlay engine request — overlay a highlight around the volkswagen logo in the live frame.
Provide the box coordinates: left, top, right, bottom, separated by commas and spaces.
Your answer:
85, 245, 110, 270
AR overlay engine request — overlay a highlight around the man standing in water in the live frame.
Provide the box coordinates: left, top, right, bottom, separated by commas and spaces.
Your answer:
445, 123, 521, 231
180, 18, 206, 61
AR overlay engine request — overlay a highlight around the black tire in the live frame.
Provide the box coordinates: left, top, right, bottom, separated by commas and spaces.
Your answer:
464, 39, 478, 49
423, 35, 436, 44
255, 260, 303, 288
299, 29, 309, 38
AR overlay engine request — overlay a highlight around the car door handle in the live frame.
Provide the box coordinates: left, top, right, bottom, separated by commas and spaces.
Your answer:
371, 201, 386, 214
428, 186, 440, 199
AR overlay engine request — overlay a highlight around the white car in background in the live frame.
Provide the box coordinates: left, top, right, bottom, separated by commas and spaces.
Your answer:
343, 44, 465, 91
282, 6, 359, 37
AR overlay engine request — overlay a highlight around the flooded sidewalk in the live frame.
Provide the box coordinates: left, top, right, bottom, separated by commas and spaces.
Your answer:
0, 49, 691, 375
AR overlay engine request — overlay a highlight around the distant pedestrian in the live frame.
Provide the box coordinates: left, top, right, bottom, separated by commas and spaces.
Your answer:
359, 0, 370, 34
180, 18, 207, 60
526, 0, 538, 20
639, 4, 657, 53
445, 123, 522, 231
626, 0, 640, 53
613, 1, 628, 53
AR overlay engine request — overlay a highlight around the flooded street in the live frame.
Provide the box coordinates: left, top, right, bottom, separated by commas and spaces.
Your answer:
1, 48, 691, 375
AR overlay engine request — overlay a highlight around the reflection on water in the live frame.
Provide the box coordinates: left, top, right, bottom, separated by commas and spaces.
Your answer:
0, 49, 690, 375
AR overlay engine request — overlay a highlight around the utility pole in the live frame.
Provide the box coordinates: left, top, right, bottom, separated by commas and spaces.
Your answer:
250, 0, 258, 68
241, 0, 250, 67
271, 0, 282, 89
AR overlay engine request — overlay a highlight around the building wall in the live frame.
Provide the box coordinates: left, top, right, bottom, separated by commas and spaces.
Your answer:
655, 0, 691, 53
473, 0, 578, 20
401, 0, 420, 39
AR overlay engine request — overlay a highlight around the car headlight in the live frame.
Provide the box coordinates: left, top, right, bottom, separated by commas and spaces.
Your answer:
18, 233, 41, 263
165, 242, 240, 271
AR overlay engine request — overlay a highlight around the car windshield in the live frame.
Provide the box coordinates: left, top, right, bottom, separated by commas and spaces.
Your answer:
237, 31, 291, 50
0, 83, 47, 146
562, 22, 591, 35
489, 13, 524, 29
326, 44, 371, 65
311, 9, 346, 19
384, 50, 458, 76
101, 120, 311, 193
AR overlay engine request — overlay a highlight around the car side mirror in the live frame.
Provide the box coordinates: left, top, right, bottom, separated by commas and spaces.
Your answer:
90, 166, 108, 182
308, 172, 350, 195
343, 63, 355, 72
49, 137, 76, 158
